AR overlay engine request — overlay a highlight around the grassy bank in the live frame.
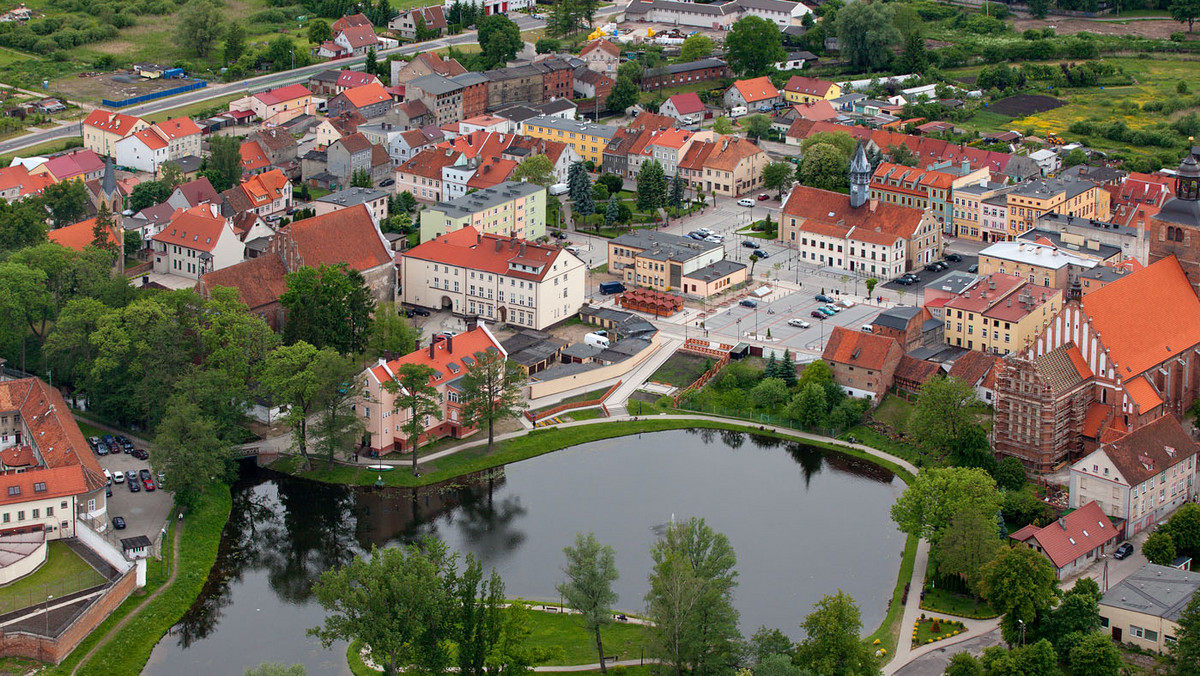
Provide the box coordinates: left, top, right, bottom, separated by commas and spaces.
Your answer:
65, 485, 232, 676
865, 533, 919, 665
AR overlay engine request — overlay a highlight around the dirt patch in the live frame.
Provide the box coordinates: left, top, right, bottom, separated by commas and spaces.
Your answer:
989, 94, 1066, 116
548, 321, 594, 344
1011, 16, 1193, 40
51, 71, 197, 104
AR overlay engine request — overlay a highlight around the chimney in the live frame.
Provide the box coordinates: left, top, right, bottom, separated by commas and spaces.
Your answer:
447, 335, 454, 353
415, 338, 421, 352
1058, 517, 1067, 530
429, 341, 436, 359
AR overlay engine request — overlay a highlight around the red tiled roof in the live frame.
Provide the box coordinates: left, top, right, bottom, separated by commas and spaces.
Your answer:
894, 355, 942, 387
284, 204, 391, 270
0, 378, 106, 493
82, 109, 145, 137
240, 140, 270, 173
1083, 403, 1112, 439
0, 465, 88, 507
412, 53, 467, 77
732, 76, 778, 103
1101, 415, 1199, 486
404, 226, 568, 281
1124, 376, 1164, 413
783, 75, 836, 98
336, 70, 381, 89
948, 351, 1001, 388
822, 325, 900, 371
338, 24, 379, 48
200, 254, 289, 311
1081, 256, 1200, 378
334, 132, 374, 154
154, 117, 202, 140
332, 12, 372, 31
372, 324, 505, 388
465, 157, 517, 189
1028, 501, 1117, 569
0, 164, 54, 198
703, 137, 764, 172
151, 205, 229, 252
0, 446, 35, 468
581, 38, 620, 57
256, 84, 312, 106
339, 82, 391, 109
667, 92, 704, 115
783, 184, 926, 240
1009, 524, 1040, 542
48, 218, 118, 251
399, 147, 461, 180
788, 100, 838, 123
131, 127, 168, 150
240, 168, 289, 205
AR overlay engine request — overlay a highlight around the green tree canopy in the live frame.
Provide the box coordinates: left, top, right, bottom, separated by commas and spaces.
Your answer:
458, 348, 526, 453
934, 508, 1003, 601
177, 0, 225, 58
725, 16, 786, 77
608, 76, 640, 113
151, 397, 233, 509
511, 154, 556, 186
980, 546, 1059, 645
478, 15, 522, 68
637, 160, 668, 211
794, 591, 877, 676
891, 467, 1002, 544
836, 1, 901, 71
762, 161, 795, 198
386, 362, 442, 475
558, 533, 620, 673
679, 34, 714, 62
308, 19, 331, 44
1144, 531, 1178, 566
798, 143, 849, 192
907, 375, 982, 453
280, 263, 375, 355
129, 180, 171, 212
1172, 0, 1200, 31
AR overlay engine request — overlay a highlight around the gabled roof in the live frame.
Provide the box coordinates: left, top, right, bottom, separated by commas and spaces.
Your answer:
895, 355, 942, 386
404, 226, 567, 282
255, 84, 312, 106
947, 350, 1001, 388
0, 378, 106, 493
336, 70, 381, 89
783, 184, 926, 239
822, 325, 900, 371
666, 92, 705, 115
284, 204, 391, 270
784, 75, 837, 97
332, 12, 372, 31
1100, 415, 1199, 487
337, 24, 380, 48
1124, 376, 1164, 413
701, 137, 764, 172
1081, 256, 1200, 379
399, 147, 462, 179
1033, 342, 1093, 394
48, 218, 118, 251
82, 109, 145, 137
0, 164, 55, 199
411, 52, 467, 77
42, 150, 104, 181
371, 324, 505, 389
153, 117, 202, 140
240, 140, 270, 173
465, 157, 518, 189
240, 169, 290, 205
581, 38, 620, 57
731, 76, 778, 103
201, 253, 289, 310
338, 82, 392, 109
333, 132, 374, 154
151, 205, 229, 252
1027, 501, 1116, 569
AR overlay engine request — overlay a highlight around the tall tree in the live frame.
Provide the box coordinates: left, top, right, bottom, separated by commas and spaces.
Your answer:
0, 199, 48, 252
351, 168, 374, 188
743, 114, 772, 141
907, 375, 982, 453
1164, 503, 1200, 559
668, 174, 685, 209
260, 342, 348, 471
365, 303, 421, 361
151, 397, 233, 508
478, 15, 522, 68
177, 0, 225, 58
205, 135, 243, 191
311, 355, 365, 468
1144, 531, 1178, 565
92, 202, 118, 253
129, 180, 171, 212
798, 143, 849, 192
836, 1, 900, 71
607, 76, 639, 114
761, 161, 794, 198
1172, 0, 1200, 31
455, 554, 506, 676
645, 518, 740, 676
725, 16, 786, 77
1173, 587, 1200, 674
1068, 631, 1121, 676
794, 591, 877, 676
636, 160, 667, 211
980, 546, 1059, 645
604, 195, 620, 227
511, 154, 556, 186
280, 263, 375, 355
41, 179, 89, 228
458, 349, 525, 454
224, 22, 247, 65
678, 34, 714, 62
786, 382, 827, 429
890, 467, 1002, 545
365, 47, 379, 76
386, 363, 442, 476
558, 533, 620, 674
568, 161, 591, 205
308, 19, 331, 45
159, 161, 185, 188
934, 508, 1003, 602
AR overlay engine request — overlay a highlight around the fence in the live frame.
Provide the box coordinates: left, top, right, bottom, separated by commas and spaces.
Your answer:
525, 380, 622, 424
101, 80, 207, 109
672, 351, 730, 406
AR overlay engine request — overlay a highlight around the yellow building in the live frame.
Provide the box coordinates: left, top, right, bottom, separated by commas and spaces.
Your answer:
1005, 176, 1111, 236
81, 110, 148, 158
782, 75, 841, 104
1100, 564, 1200, 653
976, 239, 1115, 290
420, 180, 546, 243
520, 115, 617, 166
940, 273, 1061, 355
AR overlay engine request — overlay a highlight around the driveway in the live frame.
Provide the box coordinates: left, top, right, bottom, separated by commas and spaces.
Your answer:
99, 449, 174, 553
892, 627, 1005, 676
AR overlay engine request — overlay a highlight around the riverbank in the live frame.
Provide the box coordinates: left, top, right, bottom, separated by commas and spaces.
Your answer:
52, 486, 232, 676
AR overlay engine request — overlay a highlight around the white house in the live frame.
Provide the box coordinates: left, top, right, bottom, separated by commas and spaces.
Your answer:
115, 129, 169, 174
150, 204, 245, 280
1030, 149, 1062, 176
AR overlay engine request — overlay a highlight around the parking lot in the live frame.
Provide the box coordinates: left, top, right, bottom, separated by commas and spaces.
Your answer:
880, 253, 980, 295
92, 440, 174, 548
700, 288, 883, 354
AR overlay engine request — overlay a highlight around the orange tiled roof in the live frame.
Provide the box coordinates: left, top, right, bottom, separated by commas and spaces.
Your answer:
371, 324, 505, 388
465, 157, 517, 189
48, 218, 118, 251
0, 465, 88, 507
82, 109, 145, 136
1081, 256, 1200, 378
131, 127, 169, 150
703, 137, 764, 172
732, 76, 778, 103
241, 168, 289, 205
339, 82, 391, 109
240, 141, 270, 173
404, 226, 565, 282
783, 184, 926, 239
399, 147, 462, 180
0, 378, 106, 493
1124, 376, 1164, 413
284, 204, 391, 271
151, 205, 229, 252
822, 325, 900, 371
154, 117, 202, 140
1027, 501, 1116, 569
784, 75, 837, 98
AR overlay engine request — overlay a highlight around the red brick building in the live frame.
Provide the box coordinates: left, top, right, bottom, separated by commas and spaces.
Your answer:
534, 56, 575, 104
641, 58, 730, 92
1148, 156, 1200, 293
821, 326, 904, 403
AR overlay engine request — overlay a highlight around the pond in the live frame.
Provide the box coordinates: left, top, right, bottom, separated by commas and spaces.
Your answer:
141, 428, 906, 675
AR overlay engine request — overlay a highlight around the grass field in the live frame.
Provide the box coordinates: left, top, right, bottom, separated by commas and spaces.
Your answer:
142, 94, 246, 124
0, 542, 106, 615
525, 610, 653, 665
0, 137, 83, 166
919, 588, 997, 620
649, 352, 710, 388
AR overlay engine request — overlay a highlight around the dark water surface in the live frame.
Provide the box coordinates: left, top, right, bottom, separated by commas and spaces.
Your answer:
142, 429, 905, 675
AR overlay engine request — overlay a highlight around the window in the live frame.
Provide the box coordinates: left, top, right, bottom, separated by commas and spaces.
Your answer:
46, 506, 53, 517
16, 511, 23, 521
6, 486, 17, 496
33, 482, 45, 493
1131, 625, 1145, 639
31, 509, 38, 519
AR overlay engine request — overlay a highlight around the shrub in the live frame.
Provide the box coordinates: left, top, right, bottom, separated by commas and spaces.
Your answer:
1172, 32, 1187, 43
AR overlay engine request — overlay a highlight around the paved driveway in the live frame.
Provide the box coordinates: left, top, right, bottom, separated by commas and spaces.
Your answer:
100, 449, 174, 552
699, 290, 881, 353
893, 628, 1005, 676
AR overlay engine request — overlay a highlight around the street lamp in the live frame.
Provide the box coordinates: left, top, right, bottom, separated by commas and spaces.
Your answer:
736, 317, 742, 338
160, 526, 167, 577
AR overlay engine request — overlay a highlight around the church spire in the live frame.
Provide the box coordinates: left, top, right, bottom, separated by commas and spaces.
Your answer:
1179, 154, 1200, 202
849, 142, 871, 209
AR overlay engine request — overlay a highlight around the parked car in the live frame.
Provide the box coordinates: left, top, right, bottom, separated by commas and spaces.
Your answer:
815, 294, 834, 303
598, 281, 626, 295
895, 277, 916, 285
127, 479, 140, 493
553, 231, 568, 240
112, 471, 124, 484
101, 435, 113, 445
88, 436, 100, 449
380, 178, 395, 187
824, 304, 842, 313
810, 310, 826, 319
933, 261, 949, 271
566, 246, 581, 254
112, 517, 126, 530
106, 486, 112, 498
968, 264, 979, 273
757, 193, 770, 201
741, 240, 758, 248
143, 478, 156, 491
697, 228, 713, 236
818, 306, 836, 316
404, 307, 431, 318
739, 299, 758, 308
126, 470, 137, 482
788, 319, 811, 328
132, 449, 149, 460
687, 232, 704, 240
96, 444, 108, 456
924, 263, 942, 272
138, 469, 152, 482
945, 253, 962, 263
737, 198, 754, 207
704, 235, 723, 243
1114, 542, 1135, 559
753, 249, 769, 259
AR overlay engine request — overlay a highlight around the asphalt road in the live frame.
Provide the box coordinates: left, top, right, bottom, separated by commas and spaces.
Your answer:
0, 8, 582, 156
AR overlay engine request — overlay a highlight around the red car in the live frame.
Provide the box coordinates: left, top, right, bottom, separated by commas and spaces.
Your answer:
757, 193, 770, 201
142, 478, 155, 491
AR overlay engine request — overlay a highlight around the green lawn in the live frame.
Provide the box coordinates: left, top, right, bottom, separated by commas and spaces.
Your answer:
74, 420, 107, 442
871, 395, 915, 433
866, 533, 918, 664
525, 609, 653, 665
0, 542, 106, 615
912, 616, 967, 648
649, 352, 711, 388
563, 407, 605, 422
841, 425, 931, 468
919, 588, 997, 620
142, 93, 246, 124
0, 137, 83, 166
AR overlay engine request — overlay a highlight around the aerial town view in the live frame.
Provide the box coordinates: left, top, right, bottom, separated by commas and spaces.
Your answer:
2, 0, 1200, 672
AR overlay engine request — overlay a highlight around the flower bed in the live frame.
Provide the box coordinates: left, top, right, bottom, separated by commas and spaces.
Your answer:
911, 615, 967, 648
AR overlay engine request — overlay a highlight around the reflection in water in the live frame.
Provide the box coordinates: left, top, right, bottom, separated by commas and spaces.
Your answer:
145, 429, 904, 675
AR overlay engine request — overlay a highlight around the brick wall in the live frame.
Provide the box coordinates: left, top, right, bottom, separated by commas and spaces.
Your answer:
0, 569, 136, 664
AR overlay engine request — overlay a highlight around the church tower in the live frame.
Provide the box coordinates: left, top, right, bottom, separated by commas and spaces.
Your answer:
1149, 155, 1200, 294
849, 142, 871, 209
98, 157, 125, 274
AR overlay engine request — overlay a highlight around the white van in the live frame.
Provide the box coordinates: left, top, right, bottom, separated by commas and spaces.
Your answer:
584, 332, 610, 349
549, 183, 570, 196
730, 106, 748, 119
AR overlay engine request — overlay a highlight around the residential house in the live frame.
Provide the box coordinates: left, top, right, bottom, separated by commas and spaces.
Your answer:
407, 74, 464, 126
113, 117, 202, 174
307, 69, 383, 97
388, 5, 447, 40
870, 305, 939, 353
198, 204, 395, 329
248, 128, 300, 178
239, 140, 271, 176
502, 136, 581, 185
580, 39, 620, 75
821, 325, 905, 402
359, 123, 431, 166
640, 58, 730, 92
1070, 415, 1198, 538
81, 110, 148, 157
951, 180, 1015, 242
607, 230, 738, 297
946, 350, 1002, 403
328, 82, 394, 120
940, 273, 1061, 355
573, 69, 613, 107
419, 180, 545, 242
385, 99, 433, 130
1099, 564, 1200, 652
871, 162, 989, 236
358, 324, 506, 455
396, 147, 465, 202
229, 84, 315, 127
681, 135, 768, 198
774, 50, 818, 71
221, 168, 293, 218
315, 186, 389, 225
318, 22, 397, 59
522, 116, 618, 166
993, 256, 1200, 472
1009, 500, 1117, 580
452, 72, 491, 120
601, 111, 677, 178
659, 92, 705, 125
782, 75, 841, 104
1004, 175, 1113, 237
150, 204, 243, 279
34, 150, 105, 184
724, 76, 781, 111
314, 111, 368, 147
533, 56, 575, 105
978, 239, 1111, 290
391, 53, 467, 88
166, 177, 218, 211
327, 133, 390, 187
401, 226, 585, 327
0, 164, 54, 203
